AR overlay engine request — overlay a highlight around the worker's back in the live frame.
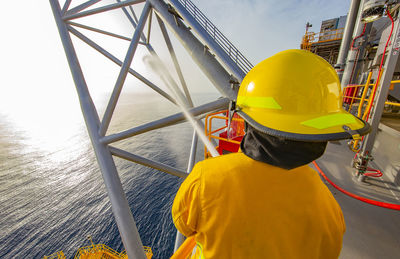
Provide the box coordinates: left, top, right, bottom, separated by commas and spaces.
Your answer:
172, 152, 345, 259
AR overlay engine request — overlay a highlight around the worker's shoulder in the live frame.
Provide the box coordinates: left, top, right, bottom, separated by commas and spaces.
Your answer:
199, 152, 253, 167
197, 152, 277, 176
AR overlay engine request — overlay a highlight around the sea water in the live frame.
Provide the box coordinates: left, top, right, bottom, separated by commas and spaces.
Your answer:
0, 92, 219, 258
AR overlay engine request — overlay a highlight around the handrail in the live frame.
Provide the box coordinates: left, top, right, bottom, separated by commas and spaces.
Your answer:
204, 110, 245, 158
176, 0, 253, 74
301, 28, 344, 49
342, 74, 400, 116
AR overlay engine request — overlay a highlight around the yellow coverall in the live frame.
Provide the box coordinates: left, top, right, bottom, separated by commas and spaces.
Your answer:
172, 152, 345, 259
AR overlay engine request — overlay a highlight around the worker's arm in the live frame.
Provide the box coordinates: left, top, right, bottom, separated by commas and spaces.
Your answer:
172, 163, 203, 237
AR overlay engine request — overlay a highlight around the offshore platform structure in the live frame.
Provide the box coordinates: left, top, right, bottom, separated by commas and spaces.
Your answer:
50, 0, 252, 258
302, 0, 400, 184
50, 0, 400, 258
336, 0, 400, 183
301, 16, 347, 65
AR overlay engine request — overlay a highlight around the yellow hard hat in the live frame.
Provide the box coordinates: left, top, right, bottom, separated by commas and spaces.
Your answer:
236, 49, 370, 141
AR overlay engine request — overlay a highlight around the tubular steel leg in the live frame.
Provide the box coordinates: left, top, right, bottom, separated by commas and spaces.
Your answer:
174, 130, 198, 252
50, 1, 146, 258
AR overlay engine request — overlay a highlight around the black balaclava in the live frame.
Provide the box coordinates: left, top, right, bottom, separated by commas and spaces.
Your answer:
240, 123, 327, 170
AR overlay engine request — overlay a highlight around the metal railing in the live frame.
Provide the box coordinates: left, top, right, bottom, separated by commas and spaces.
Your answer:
73, 243, 153, 259
204, 110, 245, 158
121, 246, 153, 259
301, 28, 344, 50
342, 75, 400, 119
74, 244, 122, 258
177, 0, 253, 74
43, 251, 66, 259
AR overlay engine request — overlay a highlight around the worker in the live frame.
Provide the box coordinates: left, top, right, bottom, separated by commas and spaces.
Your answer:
171, 49, 370, 259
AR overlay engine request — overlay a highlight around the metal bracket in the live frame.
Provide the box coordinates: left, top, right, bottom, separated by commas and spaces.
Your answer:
353, 152, 374, 181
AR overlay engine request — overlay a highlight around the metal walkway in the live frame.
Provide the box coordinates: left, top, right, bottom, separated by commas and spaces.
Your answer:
170, 0, 253, 76
315, 132, 400, 258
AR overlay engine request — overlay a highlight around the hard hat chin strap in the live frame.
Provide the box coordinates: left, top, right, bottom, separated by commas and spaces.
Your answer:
342, 125, 361, 141
343, 125, 362, 152
227, 101, 237, 140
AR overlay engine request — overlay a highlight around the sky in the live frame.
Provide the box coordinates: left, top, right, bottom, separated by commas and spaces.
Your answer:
0, 0, 351, 131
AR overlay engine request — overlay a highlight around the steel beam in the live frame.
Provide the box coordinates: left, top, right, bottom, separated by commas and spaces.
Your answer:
100, 2, 151, 136
110, 147, 187, 178
63, 0, 146, 20
156, 14, 193, 107
149, 0, 237, 100
65, 0, 102, 16
118, 0, 148, 43
68, 21, 132, 41
128, 5, 139, 23
100, 97, 230, 144
68, 25, 177, 104
61, 0, 72, 14
117, 0, 187, 102
147, 9, 153, 44
49, 1, 146, 258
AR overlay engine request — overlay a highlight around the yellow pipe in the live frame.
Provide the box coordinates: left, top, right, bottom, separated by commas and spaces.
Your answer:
362, 69, 384, 121
342, 96, 364, 100
351, 71, 374, 152
210, 125, 228, 135
385, 101, 400, 107
357, 71, 373, 118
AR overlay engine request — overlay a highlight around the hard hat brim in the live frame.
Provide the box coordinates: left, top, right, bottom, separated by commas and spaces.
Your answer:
237, 109, 371, 142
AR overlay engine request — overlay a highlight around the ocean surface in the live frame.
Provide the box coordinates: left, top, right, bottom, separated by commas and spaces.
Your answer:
0, 92, 219, 258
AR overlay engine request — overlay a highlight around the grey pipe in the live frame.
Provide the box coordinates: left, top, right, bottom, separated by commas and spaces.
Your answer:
336, 0, 361, 80
341, 0, 367, 89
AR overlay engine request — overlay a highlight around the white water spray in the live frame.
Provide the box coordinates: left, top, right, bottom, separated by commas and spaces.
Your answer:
143, 55, 220, 158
